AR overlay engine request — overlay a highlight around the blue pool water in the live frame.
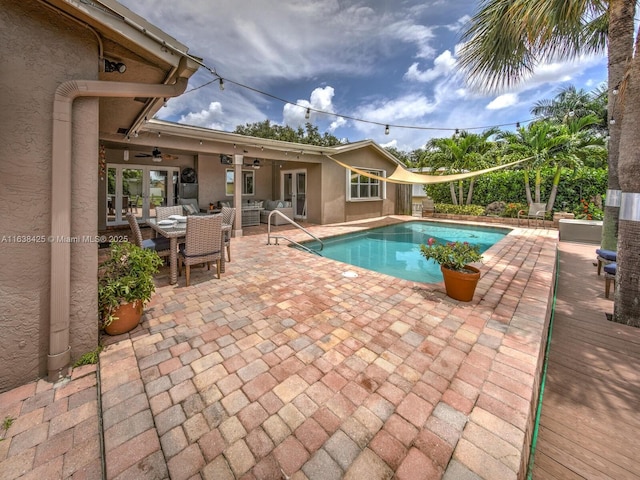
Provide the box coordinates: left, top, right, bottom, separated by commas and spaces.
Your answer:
300, 221, 508, 283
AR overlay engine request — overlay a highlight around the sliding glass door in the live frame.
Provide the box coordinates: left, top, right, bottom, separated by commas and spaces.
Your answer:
106, 164, 179, 226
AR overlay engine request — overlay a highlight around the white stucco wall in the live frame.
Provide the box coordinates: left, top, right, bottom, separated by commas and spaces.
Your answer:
0, 1, 99, 391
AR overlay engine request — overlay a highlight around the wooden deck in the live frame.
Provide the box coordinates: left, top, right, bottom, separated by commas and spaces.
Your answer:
530, 242, 640, 480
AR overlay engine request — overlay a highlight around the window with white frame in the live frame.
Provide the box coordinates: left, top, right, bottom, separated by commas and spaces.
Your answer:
347, 168, 386, 200
225, 169, 255, 196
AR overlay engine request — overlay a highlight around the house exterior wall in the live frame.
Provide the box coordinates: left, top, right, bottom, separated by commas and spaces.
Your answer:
198, 154, 273, 207
0, 1, 99, 391
321, 150, 397, 224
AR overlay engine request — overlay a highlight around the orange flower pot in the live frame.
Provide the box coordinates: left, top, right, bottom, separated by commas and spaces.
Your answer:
104, 300, 143, 335
441, 265, 481, 302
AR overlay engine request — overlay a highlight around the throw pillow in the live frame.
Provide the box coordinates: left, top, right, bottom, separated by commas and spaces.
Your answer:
183, 204, 199, 215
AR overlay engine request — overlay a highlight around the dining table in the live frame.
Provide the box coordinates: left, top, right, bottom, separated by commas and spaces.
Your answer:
146, 217, 230, 285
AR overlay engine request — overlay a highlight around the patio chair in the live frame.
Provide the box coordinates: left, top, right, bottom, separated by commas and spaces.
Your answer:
596, 248, 617, 275
604, 262, 616, 298
155, 205, 184, 221
125, 213, 172, 261
178, 214, 223, 287
517, 202, 547, 227
221, 206, 236, 262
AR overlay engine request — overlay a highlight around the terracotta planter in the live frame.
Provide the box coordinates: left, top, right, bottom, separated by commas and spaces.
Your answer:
440, 265, 481, 302
104, 300, 143, 335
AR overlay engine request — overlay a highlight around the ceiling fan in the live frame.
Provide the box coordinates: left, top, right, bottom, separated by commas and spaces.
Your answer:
135, 147, 178, 162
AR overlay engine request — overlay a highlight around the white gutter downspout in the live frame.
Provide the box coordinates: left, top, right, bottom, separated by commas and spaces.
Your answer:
48, 76, 188, 381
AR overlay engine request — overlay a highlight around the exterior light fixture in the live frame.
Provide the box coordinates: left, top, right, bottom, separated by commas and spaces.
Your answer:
384, 125, 390, 135
219, 78, 225, 91
104, 59, 126, 73
305, 108, 310, 119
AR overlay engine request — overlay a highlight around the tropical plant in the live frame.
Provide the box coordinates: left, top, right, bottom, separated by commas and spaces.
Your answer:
458, 0, 639, 325
420, 237, 483, 272
421, 128, 499, 205
98, 242, 163, 328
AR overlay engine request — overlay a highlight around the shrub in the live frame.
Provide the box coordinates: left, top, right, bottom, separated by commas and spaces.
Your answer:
434, 204, 486, 216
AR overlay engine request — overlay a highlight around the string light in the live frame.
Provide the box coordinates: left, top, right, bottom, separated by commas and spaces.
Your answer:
180, 67, 534, 133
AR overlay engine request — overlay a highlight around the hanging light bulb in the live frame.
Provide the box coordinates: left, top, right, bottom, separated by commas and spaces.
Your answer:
305, 108, 310, 120
613, 85, 619, 95
219, 78, 225, 91
609, 118, 616, 125
516, 122, 520, 128
384, 125, 390, 135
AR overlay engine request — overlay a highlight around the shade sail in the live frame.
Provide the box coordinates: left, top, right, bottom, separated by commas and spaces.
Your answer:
326, 155, 529, 185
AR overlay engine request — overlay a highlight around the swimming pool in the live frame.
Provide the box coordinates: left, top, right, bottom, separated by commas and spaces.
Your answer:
300, 221, 508, 283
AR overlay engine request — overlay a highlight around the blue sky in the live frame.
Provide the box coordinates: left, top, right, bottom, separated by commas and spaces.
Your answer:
119, 0, 608, 151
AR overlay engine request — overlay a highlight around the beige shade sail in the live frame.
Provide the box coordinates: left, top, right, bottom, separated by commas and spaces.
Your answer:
326, 154, 530, 185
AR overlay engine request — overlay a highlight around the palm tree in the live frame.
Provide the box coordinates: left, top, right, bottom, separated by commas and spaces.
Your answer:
499, 121, 569, 208
422, 128, 498, 205
531, 85, 608, 135
547, 115, 607, 211
458, 0, 639, 326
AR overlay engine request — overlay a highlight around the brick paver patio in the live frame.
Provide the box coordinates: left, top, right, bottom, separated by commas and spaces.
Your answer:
0, 217, 559, 479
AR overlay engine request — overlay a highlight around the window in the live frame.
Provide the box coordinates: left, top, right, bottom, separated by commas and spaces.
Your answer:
225, 169, 255, 196
347, 168, 386, 200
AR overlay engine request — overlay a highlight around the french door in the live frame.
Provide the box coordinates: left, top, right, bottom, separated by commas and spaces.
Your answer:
281, 169, 307, 219
106, 164, 180, 226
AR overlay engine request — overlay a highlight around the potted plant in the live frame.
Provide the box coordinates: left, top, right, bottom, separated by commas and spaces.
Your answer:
420, 237, 483, 301
98, 242, 163, 335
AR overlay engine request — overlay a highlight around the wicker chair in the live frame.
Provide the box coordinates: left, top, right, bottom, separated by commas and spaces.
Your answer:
221, 206, 236, 262
155, 205, 184, 221
125, 213, 172, 260
178, 214, 223, 286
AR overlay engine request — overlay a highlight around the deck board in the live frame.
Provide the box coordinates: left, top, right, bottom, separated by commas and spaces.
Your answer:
530, 242, 640, 480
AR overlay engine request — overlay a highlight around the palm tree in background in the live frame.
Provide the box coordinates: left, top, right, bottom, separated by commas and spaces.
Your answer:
458, 0, 638, 326
422, 128, 499, 206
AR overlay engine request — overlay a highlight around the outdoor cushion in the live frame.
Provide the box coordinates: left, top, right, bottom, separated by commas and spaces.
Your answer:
603, 262, 617, 275
141, 236, 172, 252
183, 204, 199, 215
596, 249, 617, 261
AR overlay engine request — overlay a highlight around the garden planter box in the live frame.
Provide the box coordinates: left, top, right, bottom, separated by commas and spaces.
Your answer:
558, 219, 602, 243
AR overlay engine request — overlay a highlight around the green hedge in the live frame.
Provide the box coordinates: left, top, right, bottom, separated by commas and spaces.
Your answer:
423, 167, 607, 211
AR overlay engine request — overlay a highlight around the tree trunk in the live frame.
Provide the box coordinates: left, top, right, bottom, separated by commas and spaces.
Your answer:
449, 183, 458, 205
601, 0, 635, 251
458, 180, 464, 206
534, 169, 541, 203
466, 178, 476, 205
546, 166, 562, 212
524, 171, 533, 205
613, 21, 640, 327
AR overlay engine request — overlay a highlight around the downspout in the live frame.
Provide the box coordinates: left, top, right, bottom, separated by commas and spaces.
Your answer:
48, 76, 188, 381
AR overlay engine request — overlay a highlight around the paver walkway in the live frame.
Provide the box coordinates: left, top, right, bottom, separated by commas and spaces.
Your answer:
1, 217, 571, 479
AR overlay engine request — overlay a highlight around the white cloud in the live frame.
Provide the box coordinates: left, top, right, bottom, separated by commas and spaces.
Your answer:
282, 86, 338, 127
486, 93, 519, 110
404, 50, 457, 82
178, 102, 225, 129
446, 15, 472, 32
